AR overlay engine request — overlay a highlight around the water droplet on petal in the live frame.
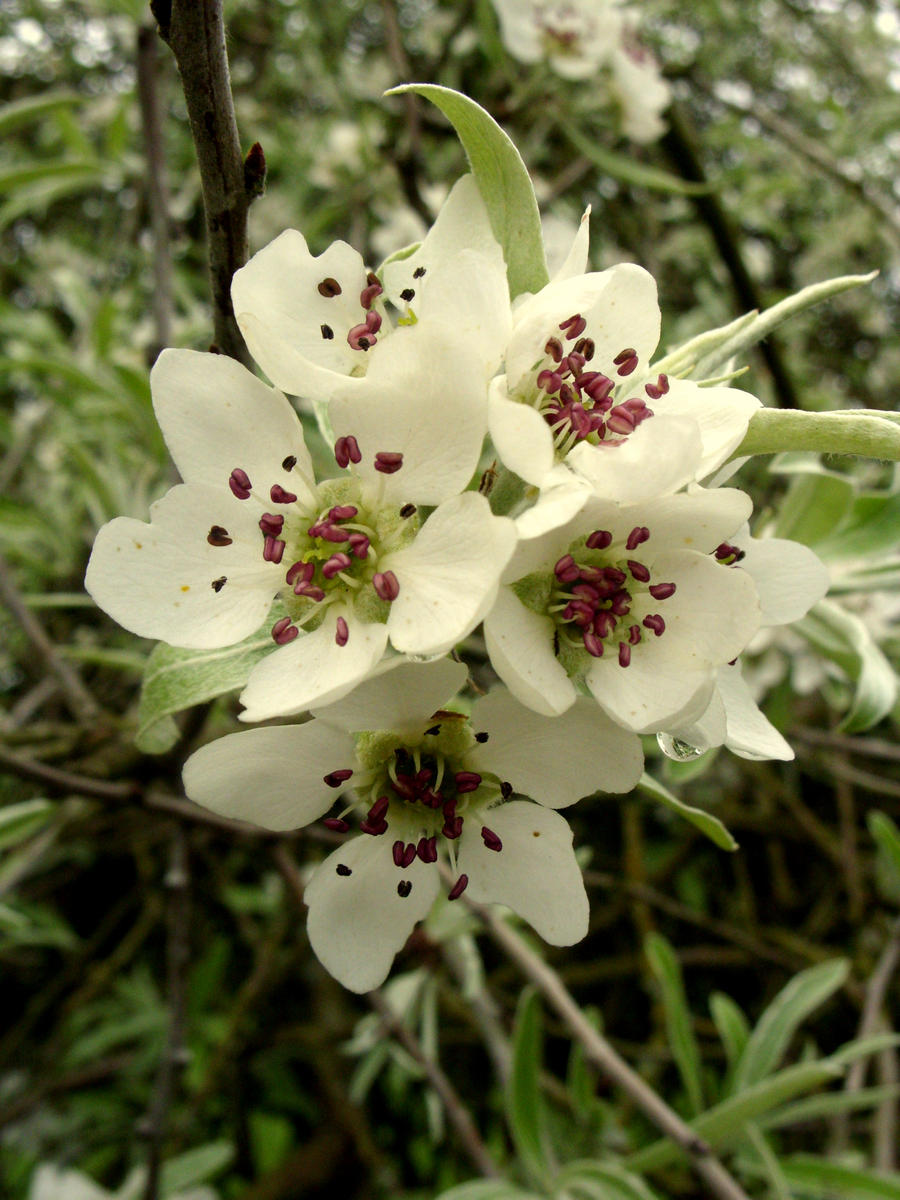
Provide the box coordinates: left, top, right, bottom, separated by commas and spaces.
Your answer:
657, 733, 705, 762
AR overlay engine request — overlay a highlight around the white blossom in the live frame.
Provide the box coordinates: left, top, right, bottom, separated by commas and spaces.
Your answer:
86, 349, 515, 720
183, 660, 644, 992
484, 487, 763, 732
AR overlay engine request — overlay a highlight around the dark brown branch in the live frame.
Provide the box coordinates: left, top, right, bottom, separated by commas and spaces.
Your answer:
137, 23, 175, 358
152, 0, 253, 364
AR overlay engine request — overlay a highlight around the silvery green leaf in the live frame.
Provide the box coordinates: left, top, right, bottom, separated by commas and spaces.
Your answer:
638, 773, 737, 851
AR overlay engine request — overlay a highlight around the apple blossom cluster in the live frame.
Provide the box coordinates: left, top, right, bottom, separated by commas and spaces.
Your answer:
86, 176, 829, 991
488, 0, 672, 143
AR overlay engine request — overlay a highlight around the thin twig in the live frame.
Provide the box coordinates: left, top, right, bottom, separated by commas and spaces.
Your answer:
152, 0, 252, 363
846, 916, 900, 1094
0, 550, 101, 723
141, 826, 191, 1200
468, 899, 753, 1200
136, 23, 175, 358
368, 988, 500, 1179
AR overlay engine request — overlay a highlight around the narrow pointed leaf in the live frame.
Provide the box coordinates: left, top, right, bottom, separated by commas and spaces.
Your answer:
645, 933, 705, 1116
638, 773, 737, 851
507, 987, 551, 1182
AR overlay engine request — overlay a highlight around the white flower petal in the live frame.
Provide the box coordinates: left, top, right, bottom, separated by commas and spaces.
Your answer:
586, 653, 716, 732
305, 835, 439, 992
183, 723, 356, 830
150, 349, 316, 500
488, 386, 556, 486
506, 263, 660, 391
470, 692, 643, 805
386, 494, 516, 656
636, 487, 754, 556
652, 379, 760, 481
239, 611, 389, 720
665, 686, 728, 754
459, 802, 588, 945
566, 416, 704, 502
611, 47, 671, 144
483, 587, 577, 716
513, 470, 594, 542
85, 485, 279, 648
311, 658, 468, 732
550, 206, 591, 283
329, 324, 490, 505
232, 231, 369, 398
650, 549, 761, 665
718, 663, 794, 760
738, 536, 830, 626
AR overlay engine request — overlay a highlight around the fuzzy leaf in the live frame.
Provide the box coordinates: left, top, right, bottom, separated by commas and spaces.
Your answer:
638, 773, 737, 851
386, 84, 548, 298
507, 987, 551, 1183
645, 933, 705, 1116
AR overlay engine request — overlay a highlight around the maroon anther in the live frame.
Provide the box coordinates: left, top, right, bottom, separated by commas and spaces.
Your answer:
373, 570, 400, 601
559, 313, 587, 338
335, 616, 349, 646
368, 796, 389, 822
229, 467, 252, 499
324, 817, 350, 832
586, 529, 612, 550
259, 513, 284, 536
360, 817, 387, 836
327, 505, 356, 521
448, 874, 469, 901
626, 526, 650, 551
287, 561, 314, 586
347, 310, 382, 350
643, 614, 666, 636
593, 610, 616, 638
360, 281, 383, 309
322, 552, 352, 579
554, 554, 580, 583
715, 542, 745, 564
628, 624, 643, 645
610, 591, 632, 616
544, 336, 564, 361
270, 484, 297, 504
583, 631, 604, 657
454, 772, 482, 794
402, 843, 417, 868
263, 536, 286, 564
627, 560, 651, 582
561, 352, 586, 375
563, 600, 594, 627
324, 769, 353, 788
606, 406, 636, 435
644, 373, 669, 400
392, 839, 406, 867
618, 642, 632, 667
442, 797, 457, 821
271, 616, 298, 644
348, 533, 370, 558
314, 523, 350, 543
580, 372, 615, 402
374, 451, 403, 474
334, 435, 362, 468
481, 826, 502, 852
443, 816, 464, 840
397, 880, 412, 898
302, 586, 326, 602
648, 582, 676, 600
417, 836, 438, 863
573, 337, 595, 360
537, 369, 563, 393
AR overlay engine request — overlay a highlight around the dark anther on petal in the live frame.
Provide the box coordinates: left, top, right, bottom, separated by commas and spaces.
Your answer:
413, 266, 426, 278
336, 863, 352, 876
448, 874, 469, 901
500, 781, 513, 799
348, 533, 370, 558
334, 435, 362, 468
287, 560, 314, 586
618, 642, 632, 667
454, 772, 482, 794
374, 451, 403, 474
544, 336, 564, 362
372, 570, 400, 601
228, 468, 252, 499
417, 835, 438, 863
481, 826, 503, 852
400, 288, 415, 302
583, 631, 604, 657
324, 769, 353, 788
554, 554, 580, 583
648, 582, 676, 600
324, 817, 350, 832
400, 503, 417, 518
322, 552, 352, 579
320, 324, 334, 340
392, 839, 406, 867
270, 484, 298, 504
330, 504, 358, 521
715, 542, 746, 564
207, 525, 232, 546
574, 337, 595, 360
425, 725, 441, 736
613, 347, 636, 365
263, 536, 286, 564
259, 512, 284, 536
625, 526, 650, 551
211, 576, 227, 592
271, 616, 298, 644
282, 455, 297, 471
335, 615, 349, 646
366, 271, 379, 286
475, 731, 489, 743
586, 529, 612, 550
397, 880, 412, 897
627, 560, 651, 582
559, 313, 587, 338
318, 277, 342, 297
643, 613, 666, 636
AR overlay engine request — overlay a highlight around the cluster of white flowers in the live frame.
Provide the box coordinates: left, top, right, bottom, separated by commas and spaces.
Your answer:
489, 0, 672, 143
86, 177, 828, 991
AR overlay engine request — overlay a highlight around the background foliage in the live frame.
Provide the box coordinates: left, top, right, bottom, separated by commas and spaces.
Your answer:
1, 1, 899, 1197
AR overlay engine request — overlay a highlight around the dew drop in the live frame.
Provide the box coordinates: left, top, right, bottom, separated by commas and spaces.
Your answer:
657, 733, 705, 762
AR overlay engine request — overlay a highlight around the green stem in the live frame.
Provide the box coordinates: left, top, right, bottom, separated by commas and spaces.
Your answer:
733, 409, 900, 462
